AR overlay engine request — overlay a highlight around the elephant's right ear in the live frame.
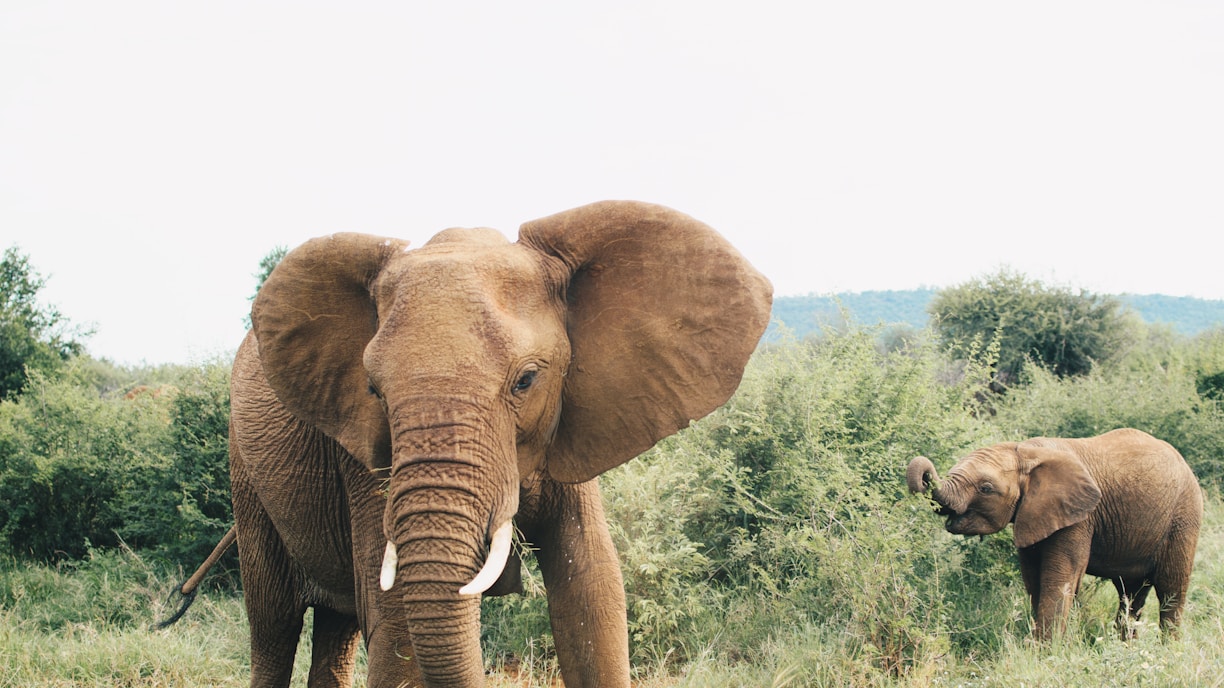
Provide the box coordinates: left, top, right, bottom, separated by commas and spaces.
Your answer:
1013, 442, 1102, 548
251, 233, 407, 470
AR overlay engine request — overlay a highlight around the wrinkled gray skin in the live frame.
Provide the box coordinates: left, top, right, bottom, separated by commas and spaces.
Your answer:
229, 201, 772, 687
907, 428, 1202, 640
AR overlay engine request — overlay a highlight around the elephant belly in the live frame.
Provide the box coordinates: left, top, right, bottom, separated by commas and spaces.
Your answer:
279, 522, 359, 614
1086, 515, 1165, 581
1086, 547, 1157, 581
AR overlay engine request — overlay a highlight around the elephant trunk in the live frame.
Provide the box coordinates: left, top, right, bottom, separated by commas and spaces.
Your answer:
387, 483, 508, 686
381, 397, 520, 687
906, 456, 971, 515
906, 456, 938, 494
398, 565, 482, 686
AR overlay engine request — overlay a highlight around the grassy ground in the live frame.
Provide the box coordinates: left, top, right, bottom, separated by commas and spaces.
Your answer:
0, 499, 1220, 687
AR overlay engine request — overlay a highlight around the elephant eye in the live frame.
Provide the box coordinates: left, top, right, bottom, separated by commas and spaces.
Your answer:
979, 482, 994, 495
512, 369, 538, 395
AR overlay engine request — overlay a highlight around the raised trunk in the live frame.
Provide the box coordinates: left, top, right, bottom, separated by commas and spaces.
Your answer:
906, 456, 972, 517
906, 456, 938, 493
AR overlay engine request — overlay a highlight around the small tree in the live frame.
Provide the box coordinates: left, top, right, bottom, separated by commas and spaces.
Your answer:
0, 247, 87, 398
929, 269, 1138, 387
243, 246, 287, 328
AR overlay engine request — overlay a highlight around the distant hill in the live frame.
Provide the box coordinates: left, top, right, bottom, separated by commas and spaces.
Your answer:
768, 290, 1224, 340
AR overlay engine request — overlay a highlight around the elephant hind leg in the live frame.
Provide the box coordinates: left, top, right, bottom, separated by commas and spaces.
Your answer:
307, 607, 361, 687
1153, 516, 1200, 637
1111, 577, 1152, 640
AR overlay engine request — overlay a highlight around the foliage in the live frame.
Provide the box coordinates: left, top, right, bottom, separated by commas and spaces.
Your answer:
928, 268, 1140, 385
1187, 328, 1224, 402
594, 329, 1011, 677
0, 246, 88, 399
0, 358, 233, 565
0, 365, 168, 560
119, 360, 235, 567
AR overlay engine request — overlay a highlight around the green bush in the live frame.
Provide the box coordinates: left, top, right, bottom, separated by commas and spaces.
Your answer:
0, 246, 87, 399
119, 361, 234, 568
0, 358, 234, 567
0, 368, 170, 560
589, 329, 1022, 678
1187, 328, 1224, 403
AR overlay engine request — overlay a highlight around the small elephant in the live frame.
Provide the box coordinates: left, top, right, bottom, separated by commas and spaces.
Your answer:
229, 200, 772, 687
906, 428, 1202, 640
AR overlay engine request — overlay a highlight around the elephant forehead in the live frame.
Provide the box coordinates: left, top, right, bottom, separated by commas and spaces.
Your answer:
369, 240, 565, 359
424, 226, 511, 247
955, 444, 1019, 475
383, 238, 552, 305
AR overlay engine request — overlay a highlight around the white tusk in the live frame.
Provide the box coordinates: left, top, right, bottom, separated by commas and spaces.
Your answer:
458, 521, 513, 596
379, 540, 398, 591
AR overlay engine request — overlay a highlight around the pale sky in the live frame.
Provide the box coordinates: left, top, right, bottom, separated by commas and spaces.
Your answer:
3, 1, 1222, 366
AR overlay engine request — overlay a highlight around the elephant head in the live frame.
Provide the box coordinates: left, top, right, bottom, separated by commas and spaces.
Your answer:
250, 200, 772, 683
906, 440, 1102, 548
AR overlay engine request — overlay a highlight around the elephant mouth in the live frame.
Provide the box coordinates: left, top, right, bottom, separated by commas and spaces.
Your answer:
943, 511, 972, 534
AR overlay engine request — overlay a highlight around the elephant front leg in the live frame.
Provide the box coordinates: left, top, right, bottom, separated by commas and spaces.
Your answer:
529, 478, 630, 688
1022, 526, 1090, 640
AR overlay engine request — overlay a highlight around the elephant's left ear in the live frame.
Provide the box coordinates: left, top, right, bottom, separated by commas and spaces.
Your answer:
1013, 442, 1102, 548
520, 200, 773, 483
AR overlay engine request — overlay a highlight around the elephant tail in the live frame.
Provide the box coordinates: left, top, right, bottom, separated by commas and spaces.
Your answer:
152, 525, 237, 630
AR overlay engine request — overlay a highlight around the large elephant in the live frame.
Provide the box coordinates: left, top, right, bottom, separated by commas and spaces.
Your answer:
229, 200, 772, 687
906, 428, 1202, 640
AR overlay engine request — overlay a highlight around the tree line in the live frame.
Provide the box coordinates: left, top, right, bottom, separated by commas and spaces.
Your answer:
771, 283, 1224, 341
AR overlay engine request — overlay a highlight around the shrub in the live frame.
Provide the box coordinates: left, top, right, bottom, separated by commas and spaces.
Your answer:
0, 368, 170, 560
0, 358, 234, 568
119, 360, 234, 568
1187, 328, 1224, 402
591, 329, 1019, 676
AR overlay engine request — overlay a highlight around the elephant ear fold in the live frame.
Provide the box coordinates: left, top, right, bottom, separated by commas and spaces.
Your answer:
1012, 442, 1102, 548
519, 200, 773, 484
252, 233, 408, 470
